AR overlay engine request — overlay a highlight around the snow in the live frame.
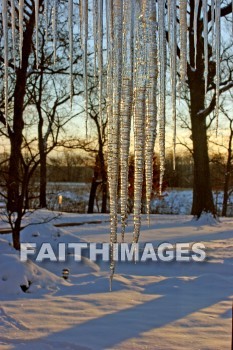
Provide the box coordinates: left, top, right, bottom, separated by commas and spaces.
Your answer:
0, 211, 233, 349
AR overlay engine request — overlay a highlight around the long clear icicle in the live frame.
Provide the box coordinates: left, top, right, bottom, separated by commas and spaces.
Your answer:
180, 0, 187, 86
44, 0, 48, 43
52, 0, 58, 63
133, 1, 147, 244
68, 0, 73, 105
97, 0, 103, 135
10, 0, 16, 67
158, 0, 166, 194
168, 0, 177, 170
232, 0, 233, 34
35, 0, 39, 68
2, 0, 8, 124
109, 0, 122, 290
19, 0, 24, 66
81, 0, 88, 134
211, 0, 215, 46
120, 0, 134, 242
93, 0, 98, 81
106, 0, 113, 214
215, 0, 221, 135
194, 0, 200, 69
144, 0, 157, 223
203, 0, 208, 95
106, 0, 113, 169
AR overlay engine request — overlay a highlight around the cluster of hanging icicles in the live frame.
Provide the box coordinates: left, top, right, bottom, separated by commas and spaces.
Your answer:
0, 0, 228, 287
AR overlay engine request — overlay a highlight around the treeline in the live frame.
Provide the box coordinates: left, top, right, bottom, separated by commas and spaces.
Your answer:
0, 150, 232, 189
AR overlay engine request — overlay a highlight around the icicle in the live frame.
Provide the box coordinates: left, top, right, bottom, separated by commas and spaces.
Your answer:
132, 1, 147, 244
144, 0, 157, 223
194, 0, 200, 69
44, 0, 48, 43
108, 0, 122, 288
10, 0, 16, 67
106, 0, 113, 100
80, 0, 88, 135
211, 0, 215, 46
93, 0, 98, 82
232, 0, 233, 34
97, 0, 103, 136
79, 0, 82, 39
215, 0, 221, 136
2, 0, 8, 124
203, 0, 208, 95
52, 0, 58, 63
106, 0, 113, 160
19, 0, 24, 66
158, 0, 166, 195
106, 0, 114, 289
68, 0, 73, 105
35, 0, 39, 69
180, 0, 187, 87
133, 85, 146, 244
120, 1, 135, 242
168, 0, 177, 170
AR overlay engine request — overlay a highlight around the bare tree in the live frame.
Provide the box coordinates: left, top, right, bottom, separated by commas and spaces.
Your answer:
168, 1, 233, 217
0, 1, 83, 248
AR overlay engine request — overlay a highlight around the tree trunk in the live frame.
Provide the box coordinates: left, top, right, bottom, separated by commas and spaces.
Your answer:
189, 57, 215, 217
88, 180, 99, 213
12, 217, 21, 251
101, 174, 107, 213
191, 115, 216, 217
222, 172, 230, 217
39, 150, 47, 208
98, 144, 107, 213
88, 157, 99, 213
222, 129, 233, 216
7, 8, 36, 212
188, 0, 216, 217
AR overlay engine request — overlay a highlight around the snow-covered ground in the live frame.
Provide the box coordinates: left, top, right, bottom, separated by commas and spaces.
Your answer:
0, 211, 233, 349
1, 187, 233, 216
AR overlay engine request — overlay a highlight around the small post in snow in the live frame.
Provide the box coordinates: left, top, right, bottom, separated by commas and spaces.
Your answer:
58, 195, 63, 211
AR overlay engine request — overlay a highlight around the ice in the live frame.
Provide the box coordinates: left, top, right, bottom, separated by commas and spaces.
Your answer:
194, 0, 200, 69
80, 0, 88, 134
2, 0, 8, 124
97, 0, 103, 135
52, 0, 58, 63
35, 0, 39, 68
93, 0, 97, 81
168, 0, 177, 170
10, 0, 16, 67
19, 0, 24, 65
108, 0, 123, 286
215, 0, 221, 136
68, 0, 73, 105
44, 0, 48, 42
144, 0, 157, 221
179, 0, 187, 86
158, 0, 166, 194
211, 0, 215, 46
203, 0, 208, 95
120, 1, 134, 242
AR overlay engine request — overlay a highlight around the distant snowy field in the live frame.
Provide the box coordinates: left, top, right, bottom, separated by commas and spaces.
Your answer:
47, 185, 233, 215
1, 187, 233, 216
0, 210, 233, 349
